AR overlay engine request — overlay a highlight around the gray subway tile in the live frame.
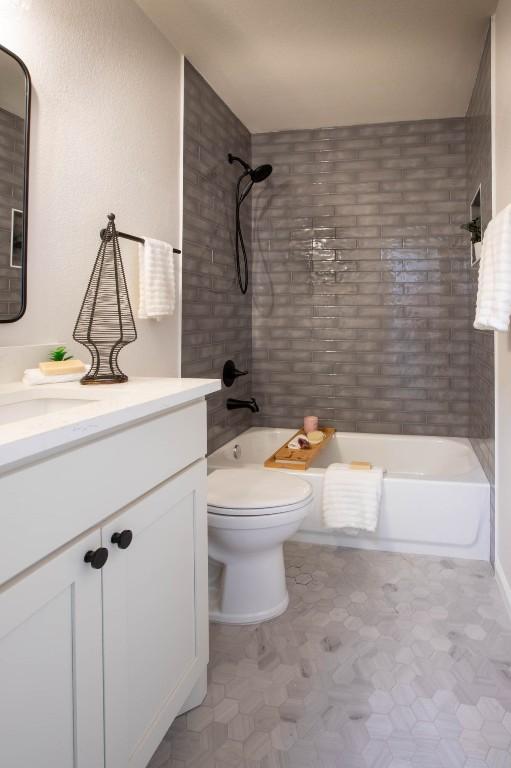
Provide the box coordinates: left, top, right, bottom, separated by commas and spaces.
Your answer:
183, 66, 481, 443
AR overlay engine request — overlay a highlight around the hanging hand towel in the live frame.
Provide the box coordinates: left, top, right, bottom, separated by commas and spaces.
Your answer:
138, 237, 176, 321
474, 204, 511, 331
322, 463, 384, 534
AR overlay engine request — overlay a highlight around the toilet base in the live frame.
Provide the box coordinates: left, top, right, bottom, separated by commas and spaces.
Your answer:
209, 589, 289, 625
208, 541, 291, 625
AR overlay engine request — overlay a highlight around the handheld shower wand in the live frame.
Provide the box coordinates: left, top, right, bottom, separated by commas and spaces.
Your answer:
228, 154, 272, 294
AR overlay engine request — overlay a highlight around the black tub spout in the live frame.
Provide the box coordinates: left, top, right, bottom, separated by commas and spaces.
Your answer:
226, 397, 259, 413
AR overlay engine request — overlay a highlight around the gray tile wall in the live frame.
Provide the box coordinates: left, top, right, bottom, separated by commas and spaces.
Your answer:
466, 28, 495, 562
182, 61, 253, 453
182, 62, 494, 477
251, 118, 471, 435
0, 107, 24, 319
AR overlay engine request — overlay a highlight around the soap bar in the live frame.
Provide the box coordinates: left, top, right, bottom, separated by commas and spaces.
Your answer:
39, 359, 86, 376
350, 461, 373, 471
307, 430, 325, 445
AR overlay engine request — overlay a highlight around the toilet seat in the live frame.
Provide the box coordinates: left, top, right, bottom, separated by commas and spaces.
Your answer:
207, 468, 312, 516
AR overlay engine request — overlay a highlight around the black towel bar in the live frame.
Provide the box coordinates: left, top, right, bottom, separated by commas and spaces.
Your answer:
99, 227, 181, 254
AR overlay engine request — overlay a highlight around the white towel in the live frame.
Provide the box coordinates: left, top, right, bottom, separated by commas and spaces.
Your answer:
322, 463, 384, 533
138, 237, 175, 321
474, 204, 511, 331
22, 368, 86, 386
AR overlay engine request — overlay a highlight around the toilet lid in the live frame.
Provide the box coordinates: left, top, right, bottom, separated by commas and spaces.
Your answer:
207, 469, 312, 515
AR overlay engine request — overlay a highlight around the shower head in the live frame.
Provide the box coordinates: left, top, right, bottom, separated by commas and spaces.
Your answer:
228, 154, 273, 183
250, 164, 272, 183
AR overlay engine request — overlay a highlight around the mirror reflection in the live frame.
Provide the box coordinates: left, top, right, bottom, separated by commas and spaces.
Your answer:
0, 46, 29, 322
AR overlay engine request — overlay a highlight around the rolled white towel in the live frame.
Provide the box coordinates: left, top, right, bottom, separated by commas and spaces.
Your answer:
322, 462, 384, 534
22, 368, 87, 386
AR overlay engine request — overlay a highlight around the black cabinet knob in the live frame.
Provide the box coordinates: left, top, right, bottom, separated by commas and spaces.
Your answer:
111, 529, 133, 550
84, 547, 109, 569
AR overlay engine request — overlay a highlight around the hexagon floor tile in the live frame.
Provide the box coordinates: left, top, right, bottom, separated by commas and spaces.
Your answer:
148, 543, 511, 768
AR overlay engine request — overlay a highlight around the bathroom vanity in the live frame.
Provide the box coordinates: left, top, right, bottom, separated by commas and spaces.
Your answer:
0, 377, 220, 768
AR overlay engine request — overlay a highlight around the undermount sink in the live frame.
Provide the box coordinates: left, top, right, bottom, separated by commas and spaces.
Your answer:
0, 395, 95, 426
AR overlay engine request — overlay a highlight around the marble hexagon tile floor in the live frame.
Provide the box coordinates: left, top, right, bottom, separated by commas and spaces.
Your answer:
149, 543, 511, 768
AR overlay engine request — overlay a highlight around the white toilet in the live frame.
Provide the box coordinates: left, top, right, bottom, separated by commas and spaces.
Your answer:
207, 468, 312, 624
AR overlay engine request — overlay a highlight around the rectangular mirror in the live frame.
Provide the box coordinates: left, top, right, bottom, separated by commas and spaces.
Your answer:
0, 44, 30, 322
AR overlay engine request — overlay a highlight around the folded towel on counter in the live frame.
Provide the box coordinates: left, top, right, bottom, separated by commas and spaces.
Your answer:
474, 204, 511, 331
322, 462, 384, 534
138, 237, 176, 321
22, 368, 87, 386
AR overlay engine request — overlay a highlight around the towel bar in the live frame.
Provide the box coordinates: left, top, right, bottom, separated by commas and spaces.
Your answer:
99, 227, 181, 254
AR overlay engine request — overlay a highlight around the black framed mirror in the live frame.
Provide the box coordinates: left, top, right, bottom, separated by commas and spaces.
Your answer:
0, 44, 30, 322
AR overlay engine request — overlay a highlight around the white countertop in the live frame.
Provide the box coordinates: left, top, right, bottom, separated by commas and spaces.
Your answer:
0, 377, 220, 472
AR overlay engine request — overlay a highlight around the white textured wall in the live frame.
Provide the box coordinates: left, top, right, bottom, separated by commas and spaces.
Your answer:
0, 0, 182, 377
493, 1, 511, 607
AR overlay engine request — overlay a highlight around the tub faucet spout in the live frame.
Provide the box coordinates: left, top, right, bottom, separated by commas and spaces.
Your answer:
226, 397, 259, 413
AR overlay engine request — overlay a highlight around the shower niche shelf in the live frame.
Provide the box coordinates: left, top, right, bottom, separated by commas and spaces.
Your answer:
470, 185, 482, 267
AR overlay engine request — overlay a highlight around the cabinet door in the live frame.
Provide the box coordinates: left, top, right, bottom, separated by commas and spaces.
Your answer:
0, 530, 104, 768
102, 459, 208, 768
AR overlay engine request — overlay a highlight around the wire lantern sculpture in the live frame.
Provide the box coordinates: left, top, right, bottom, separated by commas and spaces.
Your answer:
73, 213, 137, 384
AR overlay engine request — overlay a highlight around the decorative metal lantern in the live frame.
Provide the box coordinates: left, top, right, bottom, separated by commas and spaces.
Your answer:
73, 213, 137, 384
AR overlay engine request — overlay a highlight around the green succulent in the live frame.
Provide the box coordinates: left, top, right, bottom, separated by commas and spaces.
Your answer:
49, 346, 73, 362
460, 216, 481, 245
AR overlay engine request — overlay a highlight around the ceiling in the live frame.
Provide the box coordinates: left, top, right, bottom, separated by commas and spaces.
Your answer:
135, 0, 497, 133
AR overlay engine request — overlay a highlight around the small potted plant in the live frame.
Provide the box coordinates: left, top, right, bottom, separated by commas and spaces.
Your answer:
50, 346, 73, 363
461, 216, 482, 261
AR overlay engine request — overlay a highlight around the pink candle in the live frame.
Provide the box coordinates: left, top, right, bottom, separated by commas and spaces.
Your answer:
304, 415, 319, 433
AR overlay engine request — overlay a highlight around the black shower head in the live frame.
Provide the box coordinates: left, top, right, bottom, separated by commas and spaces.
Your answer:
228, 154, 272, 183
250, 164, 272, 183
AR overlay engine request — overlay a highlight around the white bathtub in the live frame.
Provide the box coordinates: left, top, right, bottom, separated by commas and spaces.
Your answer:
208, 427, 490, 561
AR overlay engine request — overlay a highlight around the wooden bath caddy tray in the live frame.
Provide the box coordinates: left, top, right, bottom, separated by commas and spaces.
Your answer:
264, 427, 336, 471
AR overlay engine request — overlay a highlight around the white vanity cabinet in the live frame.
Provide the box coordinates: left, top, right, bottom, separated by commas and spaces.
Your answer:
0, 379, 219, 768
102, 460, 208, 768
0, 530, 105, 768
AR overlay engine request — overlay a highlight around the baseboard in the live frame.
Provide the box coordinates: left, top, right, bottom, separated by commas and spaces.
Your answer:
495, 557, 511, 620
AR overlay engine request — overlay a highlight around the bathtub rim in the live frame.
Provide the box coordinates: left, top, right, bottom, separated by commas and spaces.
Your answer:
208, 426, 489, 486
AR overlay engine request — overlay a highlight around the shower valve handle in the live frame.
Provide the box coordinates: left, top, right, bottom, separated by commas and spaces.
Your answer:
223, 360, 248, 388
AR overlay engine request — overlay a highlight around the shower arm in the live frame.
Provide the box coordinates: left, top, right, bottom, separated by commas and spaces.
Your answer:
228, 153, 251, 172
